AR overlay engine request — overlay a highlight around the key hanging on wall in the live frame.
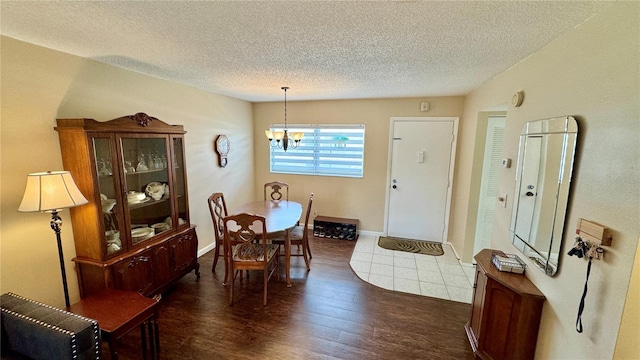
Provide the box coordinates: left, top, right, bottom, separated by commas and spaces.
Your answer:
572, 236, 605, 333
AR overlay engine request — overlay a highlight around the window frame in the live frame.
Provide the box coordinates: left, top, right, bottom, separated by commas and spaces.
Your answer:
268, 124, 365, 178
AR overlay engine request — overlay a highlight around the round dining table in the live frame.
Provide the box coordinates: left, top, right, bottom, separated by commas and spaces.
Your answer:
232, 200, 302, 287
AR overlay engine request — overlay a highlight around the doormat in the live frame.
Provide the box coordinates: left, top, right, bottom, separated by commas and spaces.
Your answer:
378, 237, 444, 256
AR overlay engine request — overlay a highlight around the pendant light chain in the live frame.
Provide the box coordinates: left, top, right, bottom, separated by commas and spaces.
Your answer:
282, 86, 289, 130
265, 86, 302, 151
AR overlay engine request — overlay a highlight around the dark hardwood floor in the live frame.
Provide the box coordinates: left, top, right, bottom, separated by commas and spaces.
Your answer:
111, 234, 475, 359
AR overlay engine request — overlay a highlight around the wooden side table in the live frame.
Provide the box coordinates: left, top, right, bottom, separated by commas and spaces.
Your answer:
67, 289, 160, 359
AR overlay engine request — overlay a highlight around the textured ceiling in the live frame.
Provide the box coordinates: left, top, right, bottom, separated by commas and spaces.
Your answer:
0, 1, 612, 102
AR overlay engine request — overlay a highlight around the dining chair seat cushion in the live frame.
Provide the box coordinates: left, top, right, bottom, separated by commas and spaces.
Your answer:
233, 243, 280, 262
270, 225, 304, 242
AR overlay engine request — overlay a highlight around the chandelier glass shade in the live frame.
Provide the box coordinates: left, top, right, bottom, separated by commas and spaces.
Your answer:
265, 86, 303, 151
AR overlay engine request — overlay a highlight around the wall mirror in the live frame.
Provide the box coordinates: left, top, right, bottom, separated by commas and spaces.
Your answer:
510, 116, 578, 276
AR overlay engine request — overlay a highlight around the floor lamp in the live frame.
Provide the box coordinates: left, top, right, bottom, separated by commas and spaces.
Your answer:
18, 171, 88, 308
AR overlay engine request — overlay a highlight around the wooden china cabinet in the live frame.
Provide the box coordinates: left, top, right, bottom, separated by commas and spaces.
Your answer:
55, 113, 200, 298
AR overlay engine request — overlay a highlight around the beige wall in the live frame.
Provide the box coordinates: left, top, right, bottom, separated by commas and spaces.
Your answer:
614, 235, 640, 359
0, 37, 255, 308
460, 3, 639, 359
253, 97, 464, 238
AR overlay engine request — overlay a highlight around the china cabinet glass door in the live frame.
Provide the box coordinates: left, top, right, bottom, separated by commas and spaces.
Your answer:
120, 136, 173, 246
173, 137, 189, 226
92, 136, 124, 257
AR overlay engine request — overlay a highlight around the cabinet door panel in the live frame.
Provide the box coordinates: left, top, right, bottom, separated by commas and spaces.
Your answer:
153, 244, 173, 288
113, 253, 154, 294
469, 268, 486, 343
483, 281, 518, 359
171, 230, 197, 275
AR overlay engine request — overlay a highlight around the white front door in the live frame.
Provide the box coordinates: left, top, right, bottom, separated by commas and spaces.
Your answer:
386, 118, 457, 242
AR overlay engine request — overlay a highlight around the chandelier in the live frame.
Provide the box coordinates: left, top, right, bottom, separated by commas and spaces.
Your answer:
265, 86, 303, 151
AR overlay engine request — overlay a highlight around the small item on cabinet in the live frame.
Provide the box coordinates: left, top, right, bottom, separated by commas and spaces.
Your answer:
97, 158, 112, 176
106, 242, 121, 254
136, 154, 148, 171
105, 230, 119, 241
491, 252, 526, 274
145, 182, 165, 201
125, 161, 135, 173
152, 223, 170, 234
100, 194, 117, 213
127, 191, 147, 204
131, 227, 154, 242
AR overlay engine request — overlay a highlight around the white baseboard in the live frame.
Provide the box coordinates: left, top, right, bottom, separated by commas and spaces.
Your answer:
447, 241, 461, 260
358, 230, 384, 237
198, 242, 216, 258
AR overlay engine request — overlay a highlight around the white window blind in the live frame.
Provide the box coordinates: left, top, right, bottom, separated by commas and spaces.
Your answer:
269, 124, 365, 178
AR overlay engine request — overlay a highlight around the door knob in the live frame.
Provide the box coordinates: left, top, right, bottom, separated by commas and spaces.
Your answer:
392, 185, 397, 189
526, 191, 534, 197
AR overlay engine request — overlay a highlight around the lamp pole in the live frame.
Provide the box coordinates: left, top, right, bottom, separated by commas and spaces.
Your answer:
50, 210, 70, 308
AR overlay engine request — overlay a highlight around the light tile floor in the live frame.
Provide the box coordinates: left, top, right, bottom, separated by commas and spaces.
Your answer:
349, 235, 475, 303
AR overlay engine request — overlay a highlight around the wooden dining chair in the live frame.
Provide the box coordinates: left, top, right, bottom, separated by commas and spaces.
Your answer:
270, 193, 314, 271
264, 181, 289, 201
207, 192, 229, 284
224, 213, 280, 306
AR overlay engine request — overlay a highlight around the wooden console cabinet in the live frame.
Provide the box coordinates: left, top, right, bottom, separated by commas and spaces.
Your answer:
56, 113, 200, 298
465, 249, 545, 360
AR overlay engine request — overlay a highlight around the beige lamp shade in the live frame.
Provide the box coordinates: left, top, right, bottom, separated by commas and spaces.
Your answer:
18, 171, 88, 212
290, 132, 304, 141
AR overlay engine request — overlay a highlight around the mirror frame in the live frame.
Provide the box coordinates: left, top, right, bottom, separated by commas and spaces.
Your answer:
510, 115, 578, 276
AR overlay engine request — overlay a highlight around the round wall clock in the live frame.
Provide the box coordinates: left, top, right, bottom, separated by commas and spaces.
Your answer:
215, 135, 230, 167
